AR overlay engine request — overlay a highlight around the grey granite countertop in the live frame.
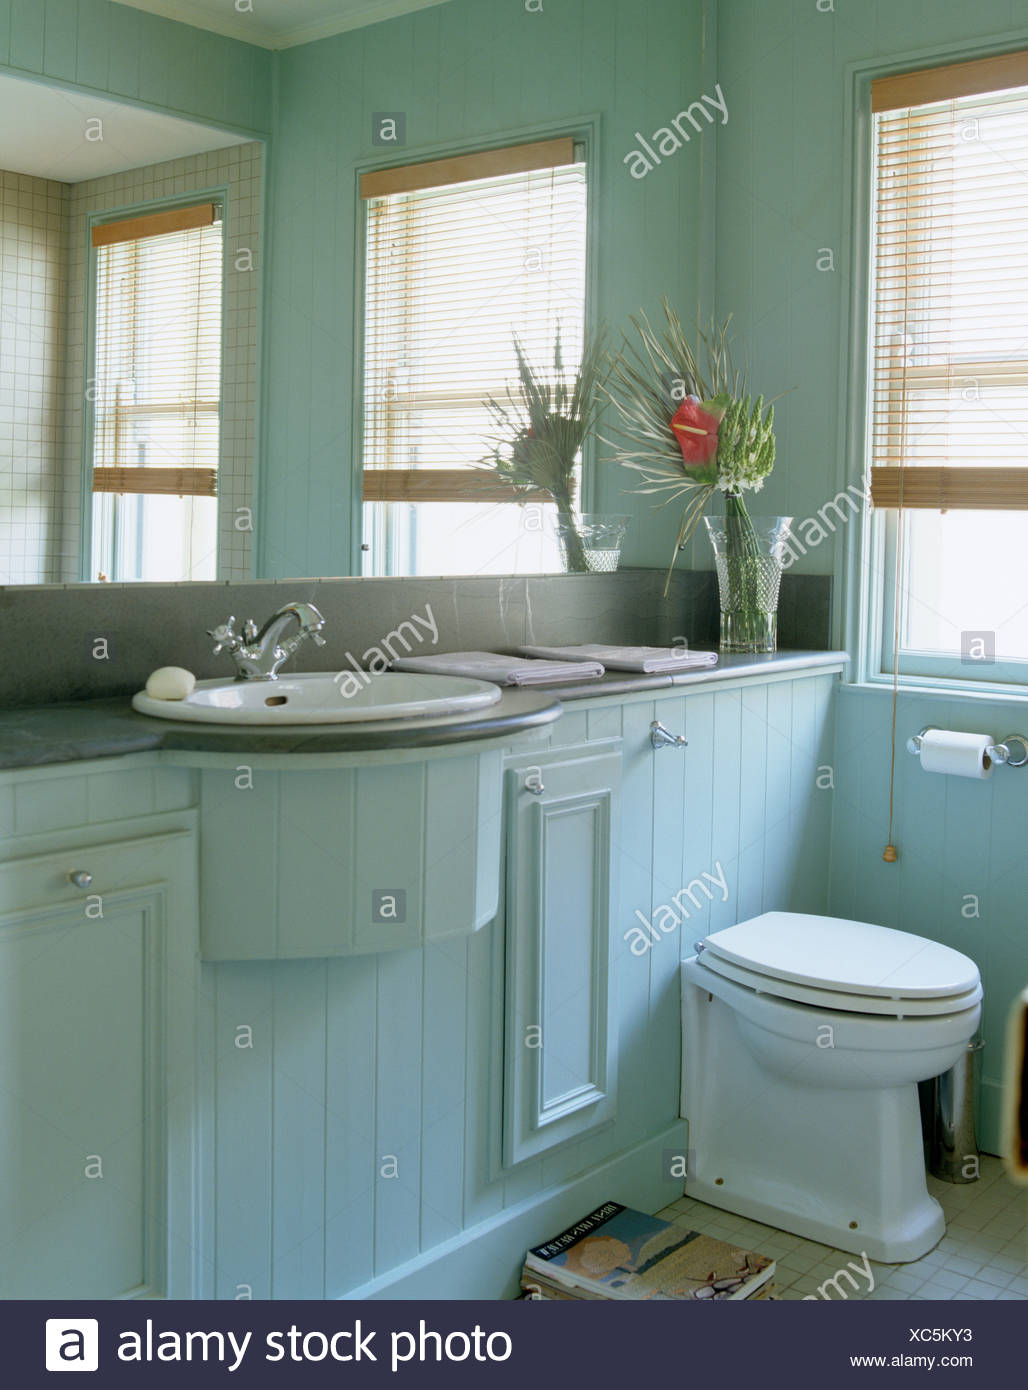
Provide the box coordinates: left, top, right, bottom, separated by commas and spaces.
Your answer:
0, 650, 848, 771
0, 689, 564, 769
549, 649, 848, 700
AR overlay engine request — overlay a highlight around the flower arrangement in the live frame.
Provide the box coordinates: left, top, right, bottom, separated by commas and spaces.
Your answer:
482, 328, 610, 572
604, 302, 790, 652
603, 301, 777, 590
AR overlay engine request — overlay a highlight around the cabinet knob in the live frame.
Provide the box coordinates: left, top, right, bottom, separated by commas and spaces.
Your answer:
524, 772, 545, 795
67, 870, 94, 890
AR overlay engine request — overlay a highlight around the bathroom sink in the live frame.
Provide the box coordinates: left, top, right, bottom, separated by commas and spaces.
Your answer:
132, 671, 503, 725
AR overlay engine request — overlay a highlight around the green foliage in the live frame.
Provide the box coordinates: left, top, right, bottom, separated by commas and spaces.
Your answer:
715, 394, 776, 493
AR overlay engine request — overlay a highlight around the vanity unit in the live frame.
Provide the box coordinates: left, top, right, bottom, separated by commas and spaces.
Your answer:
0, 653, 844, 1300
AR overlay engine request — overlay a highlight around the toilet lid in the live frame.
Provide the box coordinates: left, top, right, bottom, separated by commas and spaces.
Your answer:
701, 912, 981, 1001
694, 952, 982, 1017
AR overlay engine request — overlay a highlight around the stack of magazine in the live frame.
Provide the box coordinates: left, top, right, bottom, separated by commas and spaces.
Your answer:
521, 1201, 776, 1301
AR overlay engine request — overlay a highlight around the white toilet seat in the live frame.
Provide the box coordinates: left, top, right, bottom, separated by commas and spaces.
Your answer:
695, 950, 982, 1017
697, 911, 983, 1018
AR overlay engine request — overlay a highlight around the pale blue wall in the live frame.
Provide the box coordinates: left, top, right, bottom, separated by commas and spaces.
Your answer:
714, 0, 1028, 569
0, 0, 273, 133
714, 0, 1028, 1156
260, 0, 716, 578
830, 688, 1021, 1155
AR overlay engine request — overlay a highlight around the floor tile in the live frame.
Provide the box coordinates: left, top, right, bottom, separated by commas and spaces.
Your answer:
957, 1279, 1003, 1300
661, 1160, 1026, 1301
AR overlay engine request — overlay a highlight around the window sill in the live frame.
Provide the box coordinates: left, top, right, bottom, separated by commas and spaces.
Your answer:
845, 672, 1028, 707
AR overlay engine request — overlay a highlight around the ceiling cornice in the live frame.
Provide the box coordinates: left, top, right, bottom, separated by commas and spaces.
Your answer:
111, 0, 453, 50
111, 0, 276, 46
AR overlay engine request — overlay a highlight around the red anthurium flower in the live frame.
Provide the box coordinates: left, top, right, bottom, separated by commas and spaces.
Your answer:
671, 396, 720, 466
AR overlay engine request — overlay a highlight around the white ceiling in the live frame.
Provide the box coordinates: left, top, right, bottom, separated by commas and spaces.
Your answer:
112, 0, 454, 49
0, 71, 250, 182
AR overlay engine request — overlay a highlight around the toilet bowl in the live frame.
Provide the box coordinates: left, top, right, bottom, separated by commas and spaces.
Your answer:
680, 911, 982, 1263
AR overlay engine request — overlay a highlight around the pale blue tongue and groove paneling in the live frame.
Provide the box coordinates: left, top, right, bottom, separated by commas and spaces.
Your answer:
0, 667, 840, 1299
204, 671, 838, 1299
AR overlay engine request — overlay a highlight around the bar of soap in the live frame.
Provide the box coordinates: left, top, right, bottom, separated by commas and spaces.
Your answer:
144, 666, 196, 701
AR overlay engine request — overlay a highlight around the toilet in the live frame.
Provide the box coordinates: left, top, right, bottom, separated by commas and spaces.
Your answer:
680, 911, 982, 1263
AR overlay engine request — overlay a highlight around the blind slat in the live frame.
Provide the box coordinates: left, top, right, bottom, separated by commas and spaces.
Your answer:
872, 49, 1028, 112
360, 138, 576, 199
93, 466, 218, 498
92, 217, 223, 496
363, 469, 549, 503
92, 202, 217, 247
870, 79, 1028, 509
362, 153, 587, 500
870, 466, 1028, 509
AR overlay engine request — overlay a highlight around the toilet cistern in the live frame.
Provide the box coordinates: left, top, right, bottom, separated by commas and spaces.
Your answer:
208, 602, 327, 681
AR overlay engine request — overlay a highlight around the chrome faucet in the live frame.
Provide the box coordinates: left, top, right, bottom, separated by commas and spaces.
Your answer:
208, 602, 327, 681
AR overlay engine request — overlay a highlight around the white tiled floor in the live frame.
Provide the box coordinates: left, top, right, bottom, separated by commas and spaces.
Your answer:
656, 1156, 1026, 1300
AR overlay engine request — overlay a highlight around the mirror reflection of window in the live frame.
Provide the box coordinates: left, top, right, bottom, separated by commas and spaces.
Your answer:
90, 204, 223, 582
361, 140, 588, 577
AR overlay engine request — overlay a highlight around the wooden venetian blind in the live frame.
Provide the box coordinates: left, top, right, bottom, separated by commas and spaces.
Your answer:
869, 53, 1028, 511
361, 140, 586, 504
92, 203, 223, 498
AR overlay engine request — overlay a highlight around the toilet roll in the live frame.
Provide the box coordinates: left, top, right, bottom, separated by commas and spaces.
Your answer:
918, 728, 995, 779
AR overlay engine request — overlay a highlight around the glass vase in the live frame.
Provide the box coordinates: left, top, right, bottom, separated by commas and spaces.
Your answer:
704, 513, 794, 653
553, 514, 629, 574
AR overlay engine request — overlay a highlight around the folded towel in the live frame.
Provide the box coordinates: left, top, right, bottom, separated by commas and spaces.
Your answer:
518, 644, 718, 674
389, 650, 604, 686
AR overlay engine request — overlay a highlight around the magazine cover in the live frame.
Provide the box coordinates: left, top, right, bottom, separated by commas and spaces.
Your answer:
527, 1202, 774, 1301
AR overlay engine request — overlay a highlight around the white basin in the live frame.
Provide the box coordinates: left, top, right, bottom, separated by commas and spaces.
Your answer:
132, 670, 503, 725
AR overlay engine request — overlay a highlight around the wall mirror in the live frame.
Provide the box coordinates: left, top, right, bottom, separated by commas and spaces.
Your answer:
0, 66, 261, 586
0, 56, 601, 587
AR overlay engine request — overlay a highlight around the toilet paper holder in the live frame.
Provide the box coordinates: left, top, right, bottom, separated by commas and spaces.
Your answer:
906, 727, 1028, 768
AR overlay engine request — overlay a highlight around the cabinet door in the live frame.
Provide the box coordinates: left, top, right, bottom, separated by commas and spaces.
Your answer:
0, 830, 197, 1299
503, 744, 621, 1166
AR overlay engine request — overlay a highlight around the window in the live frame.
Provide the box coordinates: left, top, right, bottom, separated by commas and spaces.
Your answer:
868, 53, 1028, 685
90, 203, 223, 582
360, 138, 587, 576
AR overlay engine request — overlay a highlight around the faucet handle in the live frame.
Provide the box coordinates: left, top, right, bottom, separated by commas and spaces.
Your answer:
290, 603, 326, 647
208, 616, 242, 654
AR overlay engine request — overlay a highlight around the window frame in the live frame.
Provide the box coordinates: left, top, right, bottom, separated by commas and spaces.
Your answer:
843, 41, 1028, 699
81, 188, 230, 583
350, 119, 601, 576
